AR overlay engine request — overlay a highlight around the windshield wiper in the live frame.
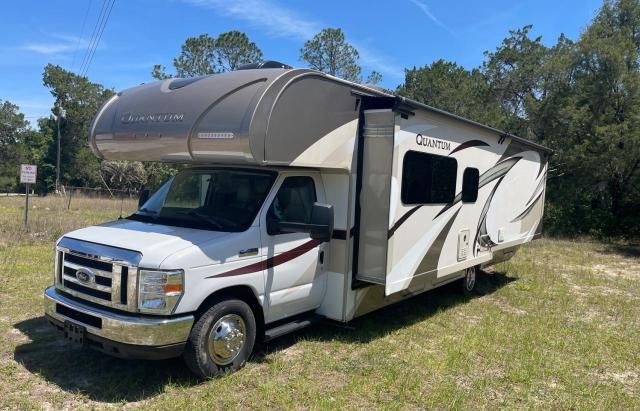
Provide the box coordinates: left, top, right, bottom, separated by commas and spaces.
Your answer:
137, 207, 158, 215
186, 210, 224, 230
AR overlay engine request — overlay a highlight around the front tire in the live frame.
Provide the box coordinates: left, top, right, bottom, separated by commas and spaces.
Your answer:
183, 299, 256, 378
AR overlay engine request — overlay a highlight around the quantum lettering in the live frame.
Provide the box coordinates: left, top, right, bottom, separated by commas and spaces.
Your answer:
415, 134, 451, 151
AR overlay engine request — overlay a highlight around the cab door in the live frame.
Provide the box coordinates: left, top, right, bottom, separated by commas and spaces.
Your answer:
260, 172, 328, 323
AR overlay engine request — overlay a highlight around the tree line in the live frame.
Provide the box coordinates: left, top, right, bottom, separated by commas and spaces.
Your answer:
0, 0, 639, 237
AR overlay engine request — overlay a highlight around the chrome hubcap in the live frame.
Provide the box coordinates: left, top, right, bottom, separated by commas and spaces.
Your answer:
466, 268, 476, 291
208, 314, 246, 365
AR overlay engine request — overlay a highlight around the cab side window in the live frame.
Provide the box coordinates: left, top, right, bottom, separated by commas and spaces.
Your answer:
267, 176, 317, 235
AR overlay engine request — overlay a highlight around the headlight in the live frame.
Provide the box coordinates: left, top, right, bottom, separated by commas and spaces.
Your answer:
138, 269, 184, 314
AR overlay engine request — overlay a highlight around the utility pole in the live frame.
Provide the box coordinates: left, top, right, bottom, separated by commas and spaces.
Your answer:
55, 103, 66, 194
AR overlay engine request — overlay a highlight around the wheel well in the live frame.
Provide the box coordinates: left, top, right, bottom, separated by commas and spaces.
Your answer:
195, 286, 265, 339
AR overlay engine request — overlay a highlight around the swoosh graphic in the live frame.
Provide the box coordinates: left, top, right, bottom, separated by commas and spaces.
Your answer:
410, 208, 462, 287
389, 156, 523, 238
434, 156, 522, 220
510, 190, 545, 222
388, 205, 422, 239
473, 176, 504, 255
449, 139, 490, 155
206, 239, 321, 278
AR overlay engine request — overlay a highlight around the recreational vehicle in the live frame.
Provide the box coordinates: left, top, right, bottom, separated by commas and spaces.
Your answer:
44, 63, 551, 378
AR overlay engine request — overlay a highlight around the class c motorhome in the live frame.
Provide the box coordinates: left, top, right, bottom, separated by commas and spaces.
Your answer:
44, 63, 552, 378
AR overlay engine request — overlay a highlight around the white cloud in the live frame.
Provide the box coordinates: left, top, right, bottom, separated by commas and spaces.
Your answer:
20, 32, 98, 56
184, 0, 403, 81
356, 45, 404, 81
185, 0, 320, 39
408, 0, 456, 37
23, 43, 74, 55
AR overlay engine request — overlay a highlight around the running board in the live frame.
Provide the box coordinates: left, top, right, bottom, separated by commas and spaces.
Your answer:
264, 313, 324, 342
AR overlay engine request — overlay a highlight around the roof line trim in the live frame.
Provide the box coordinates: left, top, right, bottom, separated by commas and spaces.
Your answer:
395, 96, 553, 154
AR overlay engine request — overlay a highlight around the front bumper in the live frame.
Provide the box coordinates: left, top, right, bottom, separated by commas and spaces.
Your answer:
44, 287, 194, 359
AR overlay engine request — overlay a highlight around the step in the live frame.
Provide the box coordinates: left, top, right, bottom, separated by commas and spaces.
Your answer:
264, 313, 324, 342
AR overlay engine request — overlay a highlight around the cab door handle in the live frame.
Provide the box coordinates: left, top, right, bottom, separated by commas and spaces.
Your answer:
239, 248, 258, 257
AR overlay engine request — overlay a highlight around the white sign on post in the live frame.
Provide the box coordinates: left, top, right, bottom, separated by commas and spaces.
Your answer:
20, 164, 37, 184
20, 164, 37, 227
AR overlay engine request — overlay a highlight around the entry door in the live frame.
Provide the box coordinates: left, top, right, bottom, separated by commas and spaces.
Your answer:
261, 173, 328, 322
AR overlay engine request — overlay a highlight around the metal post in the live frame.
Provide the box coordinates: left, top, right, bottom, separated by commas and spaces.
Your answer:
55, 115, 61, 193
24, 183, 29, 227
55, 105, 66, 194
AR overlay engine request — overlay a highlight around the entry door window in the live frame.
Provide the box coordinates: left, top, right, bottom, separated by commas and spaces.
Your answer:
267, 176, 317, 235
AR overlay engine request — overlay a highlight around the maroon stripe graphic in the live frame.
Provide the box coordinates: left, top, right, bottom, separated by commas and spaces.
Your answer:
206, 239, 321, 278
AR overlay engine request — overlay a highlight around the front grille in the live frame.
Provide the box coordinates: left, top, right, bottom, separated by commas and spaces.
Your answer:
120, 266, 128, 305
63, 279, 112, 300
56, 247, 137, 312
63, 266, 112, 287
64, 253, 113, 272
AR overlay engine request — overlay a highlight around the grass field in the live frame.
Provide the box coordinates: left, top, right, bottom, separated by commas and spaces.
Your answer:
0, 196, 639, 409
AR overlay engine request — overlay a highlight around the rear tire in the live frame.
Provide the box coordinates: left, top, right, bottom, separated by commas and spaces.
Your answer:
461, 266, 477, 297
183, 299, 256, 378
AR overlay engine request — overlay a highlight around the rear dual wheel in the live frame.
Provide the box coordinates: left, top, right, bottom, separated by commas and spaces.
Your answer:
461, 266, 477, 296
184, 299, 256, 378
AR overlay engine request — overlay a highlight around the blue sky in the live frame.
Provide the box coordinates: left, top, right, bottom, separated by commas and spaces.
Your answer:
1, 0, 603, 124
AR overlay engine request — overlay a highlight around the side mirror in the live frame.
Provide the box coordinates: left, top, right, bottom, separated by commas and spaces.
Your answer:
138, 189, 150, 208
275, 203, 334, 243
308, 203, 334, 242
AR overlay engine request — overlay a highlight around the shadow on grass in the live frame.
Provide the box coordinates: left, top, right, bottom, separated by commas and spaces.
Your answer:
13, 317, 198, 403
255, 269, 516, 361
13, 270, 514, 403
597, 243, 640, 259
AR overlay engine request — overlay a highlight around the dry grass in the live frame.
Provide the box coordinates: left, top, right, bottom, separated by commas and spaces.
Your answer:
0, 194, 137, 244
0, 196, 639, 409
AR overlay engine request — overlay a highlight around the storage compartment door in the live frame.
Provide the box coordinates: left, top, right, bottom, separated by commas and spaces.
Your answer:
355, 109, 395, 284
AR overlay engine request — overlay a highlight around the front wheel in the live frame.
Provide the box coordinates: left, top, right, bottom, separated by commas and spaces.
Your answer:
183, 299, 256, 378
461, 266, 477, 296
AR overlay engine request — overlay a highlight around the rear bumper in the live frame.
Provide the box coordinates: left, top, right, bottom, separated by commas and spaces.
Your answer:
44, 287, 194, 359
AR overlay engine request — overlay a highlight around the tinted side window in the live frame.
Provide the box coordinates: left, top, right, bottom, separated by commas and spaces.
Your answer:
267, 176, 317, 235
401, 151, 457, 204
462, 168, 480, 203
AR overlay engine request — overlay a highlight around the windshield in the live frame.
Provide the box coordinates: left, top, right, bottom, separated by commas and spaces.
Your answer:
129, 168, 276, 232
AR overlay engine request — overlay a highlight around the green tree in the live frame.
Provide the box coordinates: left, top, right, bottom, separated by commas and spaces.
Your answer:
397, 60, 503, 127
482, 25, 550, 137
300, 28, 361, 82
41, 64, 115, 191
366, 71, 383, 85
143, 162, 182, 191
0, 100, 30, 192
214, 31, 263, 71
556, 0, 640, 235
152, 31, 263, 79
101, 160, 147, 192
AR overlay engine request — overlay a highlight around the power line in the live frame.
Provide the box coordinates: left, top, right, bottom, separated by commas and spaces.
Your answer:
81, 0, 116, 77
78, 0, 109, 76
70, 0, 93, 73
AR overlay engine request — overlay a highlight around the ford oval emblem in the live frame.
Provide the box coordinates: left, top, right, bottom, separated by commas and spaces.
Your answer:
76, 268, 94, 284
